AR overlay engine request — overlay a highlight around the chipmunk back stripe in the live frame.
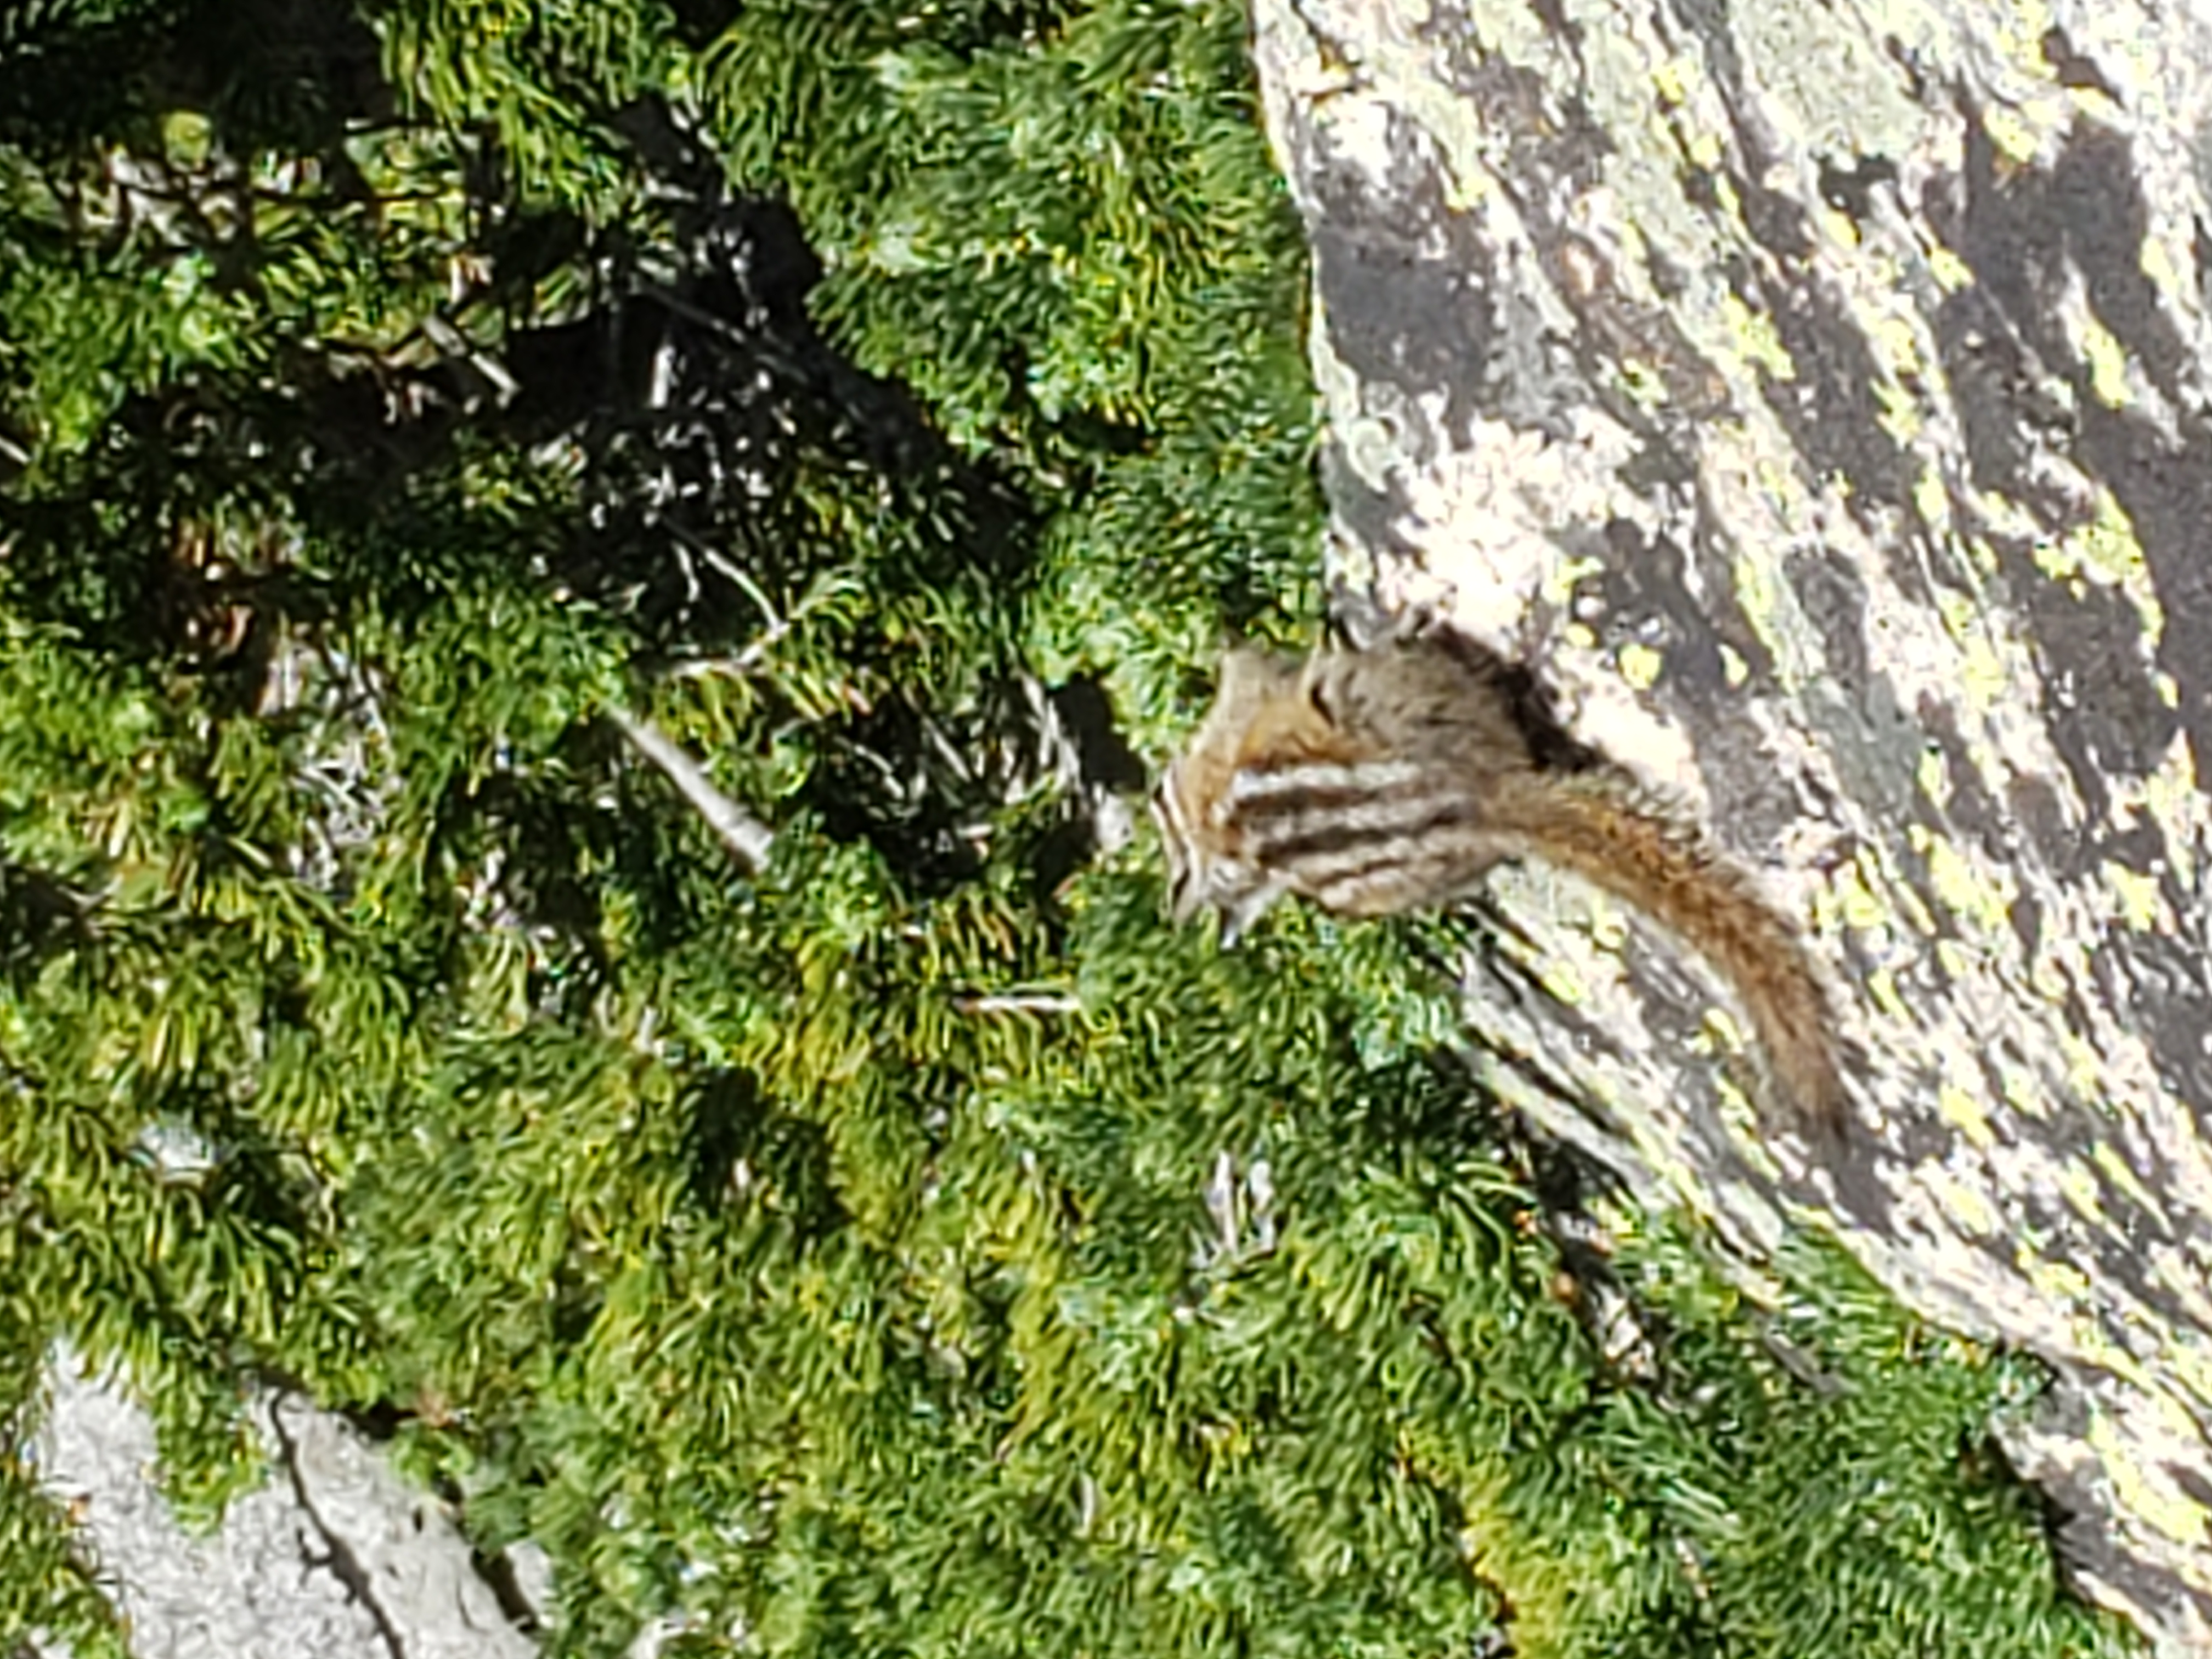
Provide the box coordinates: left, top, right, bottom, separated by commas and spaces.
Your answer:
1233, 786, 1485, 870
1295, 830, 1498, 912
1227, 759, 1429, 807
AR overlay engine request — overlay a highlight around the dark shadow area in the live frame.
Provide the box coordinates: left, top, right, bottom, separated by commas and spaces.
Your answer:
679, 1067, 847, 1237
1, 27, 1139, 923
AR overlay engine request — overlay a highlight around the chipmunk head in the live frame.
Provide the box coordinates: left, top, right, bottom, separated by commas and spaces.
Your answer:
1152, 647, 1316, 943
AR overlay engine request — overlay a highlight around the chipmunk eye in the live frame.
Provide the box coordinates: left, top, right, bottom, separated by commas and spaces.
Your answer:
1306, 679, 1334, 720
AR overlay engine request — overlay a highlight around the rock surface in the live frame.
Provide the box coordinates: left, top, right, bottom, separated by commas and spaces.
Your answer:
24, 1353, 540, 1659
1247, 0, 2212, 1650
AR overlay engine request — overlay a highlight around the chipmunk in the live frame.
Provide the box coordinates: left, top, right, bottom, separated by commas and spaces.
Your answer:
1152, 626, 1846, 1142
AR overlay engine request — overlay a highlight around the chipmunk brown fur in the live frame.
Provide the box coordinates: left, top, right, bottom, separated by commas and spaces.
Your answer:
1153, 627, 1846, 1142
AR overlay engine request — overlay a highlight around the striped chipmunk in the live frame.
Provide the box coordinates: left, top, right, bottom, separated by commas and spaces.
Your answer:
1151, 622, 1846, 1143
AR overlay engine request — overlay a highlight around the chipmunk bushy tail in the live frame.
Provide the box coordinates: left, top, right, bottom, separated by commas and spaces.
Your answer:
1483, 768, 1846, 1143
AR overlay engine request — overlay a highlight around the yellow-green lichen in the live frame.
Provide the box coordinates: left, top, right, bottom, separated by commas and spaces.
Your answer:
1934, 937, 1977, 983
2090, 1137, 2168, 1222
1980, 101, 2049, 168
1534, 956, 1590, 1008
1933, 580, 1976, 640
2157, 1255, 2212, 1329
1936, 1081, 1997, 1150
2033, 487, 2165, 650
1650, 53, 1699, 109
2162, 1330, 2212, 1412
1926, 243, 1974, 292
2140, 228, 2186, 303
1913, 463, 1951, 529
2078, 310, 2135, 410
2071, 1321, 2157, 1397
2022, 1252, 2092, 1305
1991, 0, 2059, 72
1707, 1062, 1766, 1158
2054, 1163, 2106, 1231
1616, 641, 1663, 690
2001, 1061, 2055, 1121
1720, 292, 1795, 381
1914, 828, 2015, 934
1827, 859, 1891, 933
1617, 357, 1671, 410
1926, 1166, 2001, 1235
1866, 966, 1911, 1021
1960, 633, 2011, 712
1887, 857, 1938, 936
2102, 859, 2162, 932
1541, 554, 1604, 606
2061, 1029, 2109, 1105
1729, 521, 1801, 675
2086, 1409, 2212, 1547
1875, 375, 1923, 447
